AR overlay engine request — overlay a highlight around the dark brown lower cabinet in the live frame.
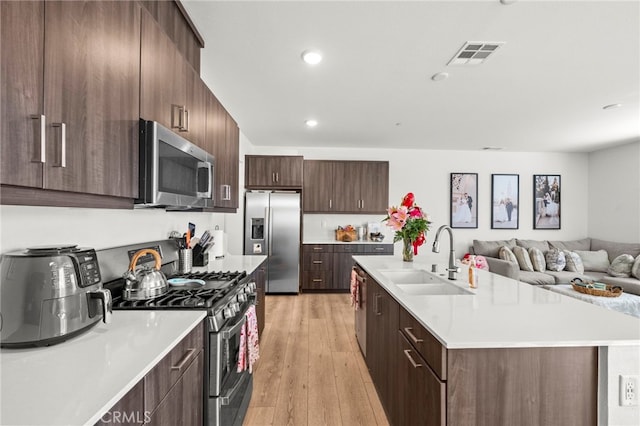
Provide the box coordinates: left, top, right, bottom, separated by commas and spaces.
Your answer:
253, 262, 267, 335
96, 381, 145, 426
397, 331, 446, 426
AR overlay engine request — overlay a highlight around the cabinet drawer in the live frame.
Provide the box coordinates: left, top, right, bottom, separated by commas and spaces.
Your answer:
303, 252, 332, 270
144, 321, 204, 413
303, 244, 334, 253
399, 307, 447, 380
365, 244, 394, 254
333, 244, 366, 253
303, 271, 332, 289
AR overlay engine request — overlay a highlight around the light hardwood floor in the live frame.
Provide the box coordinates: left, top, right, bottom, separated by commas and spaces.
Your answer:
243, 293, 389, 426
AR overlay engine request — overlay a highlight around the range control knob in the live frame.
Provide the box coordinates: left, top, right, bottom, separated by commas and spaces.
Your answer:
223, 307, 234, 319
237, 293, 247, 303
230, 302, 240, 313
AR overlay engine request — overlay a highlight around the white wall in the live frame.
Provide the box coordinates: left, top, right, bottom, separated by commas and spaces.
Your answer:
600, 345, 640, 426
251, 145, 590, 257
588, 141, 640, 243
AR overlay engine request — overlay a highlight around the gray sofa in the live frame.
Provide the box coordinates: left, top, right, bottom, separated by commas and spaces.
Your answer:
471, 238, 640, 296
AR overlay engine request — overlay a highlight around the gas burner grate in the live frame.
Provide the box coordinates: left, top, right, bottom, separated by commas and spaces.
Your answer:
112, 288, 225, 309
173, 271, 246, 282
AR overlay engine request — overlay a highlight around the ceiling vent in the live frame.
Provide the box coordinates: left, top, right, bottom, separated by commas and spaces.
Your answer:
447, 41, 505, 66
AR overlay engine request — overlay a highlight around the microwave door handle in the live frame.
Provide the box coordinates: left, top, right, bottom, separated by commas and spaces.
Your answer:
196, 161, 213, 199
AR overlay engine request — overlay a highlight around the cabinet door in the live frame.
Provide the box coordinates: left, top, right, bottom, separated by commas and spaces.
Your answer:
254, 263, 267, 335
333, 161, 363, 212
275, 156, 303, 187
141, 9, 186, 134
184, 66, 207, 148
360, 161, 389, 213
245, 155, 274, 187
0, 0, 45, 189
222, 112, 240, 208
303, 160, 334, 212
397, 332, 446, 426
245, 155, 303, 188
43, 1, 140, 197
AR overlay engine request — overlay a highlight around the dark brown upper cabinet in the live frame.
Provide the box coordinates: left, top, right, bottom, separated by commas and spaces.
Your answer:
205, 91, 239, 210
245, 155, 304, 189
1, 1, 141, 202
303, 160, 389, 214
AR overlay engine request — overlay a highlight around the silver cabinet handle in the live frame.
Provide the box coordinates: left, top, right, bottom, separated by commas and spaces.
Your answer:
171, 104, 181, 129
225, 185, 231, 201
171, 348, 197, 371
30, 114, 46, 163
361, 199, 364, 209
52, 122, 66, 168
313, 247, 323, 251
404, 327, 424, 344
312, 279, 323, 282
375, 293, 382, 315
329, 199, 332, 209
182, 108, 189, 132
275, 172, 279, 183
272, 172, 276, 183
312, 260, 323, 264
404, 349, 423, 368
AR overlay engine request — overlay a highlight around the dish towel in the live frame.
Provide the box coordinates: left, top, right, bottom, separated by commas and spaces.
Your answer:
350, 269, 360, 310
237, 305, 260, 373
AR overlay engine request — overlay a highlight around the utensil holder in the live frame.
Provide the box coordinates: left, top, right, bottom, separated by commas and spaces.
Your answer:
178, 248, 193, 273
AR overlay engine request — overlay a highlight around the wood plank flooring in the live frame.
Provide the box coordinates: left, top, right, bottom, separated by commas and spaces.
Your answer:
244, 293, 389, 426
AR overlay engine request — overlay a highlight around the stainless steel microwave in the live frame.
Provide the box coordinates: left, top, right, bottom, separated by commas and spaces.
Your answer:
136, 119, 214, 208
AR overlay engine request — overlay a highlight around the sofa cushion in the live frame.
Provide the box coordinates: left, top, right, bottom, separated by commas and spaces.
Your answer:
528, 247, 546, 272
574, 250, 610, 272
563, 250, 585, 274
600, 276, 640, 297
607, 254, 635, 277
632, 255, 640, 280
473, 239, 517, 258
591, 238, 640, 262
518, 270, 555, 286
516, 239, 550, 252
513, 246, 534, 271
545, 249, 566, 271
499, 246, 518, 264
548, 238, 591, 252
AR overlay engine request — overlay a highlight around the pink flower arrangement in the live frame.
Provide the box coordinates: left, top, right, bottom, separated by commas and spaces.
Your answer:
384, 192, 432, 256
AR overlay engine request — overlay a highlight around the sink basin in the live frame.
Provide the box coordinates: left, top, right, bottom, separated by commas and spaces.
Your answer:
378, 268, 473, 295
396, 283, 472, 296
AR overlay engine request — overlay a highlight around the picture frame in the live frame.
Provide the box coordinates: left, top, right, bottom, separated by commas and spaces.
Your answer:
450, 173, 478, 229
533, 174, 561, 229
491, 174, 519, 229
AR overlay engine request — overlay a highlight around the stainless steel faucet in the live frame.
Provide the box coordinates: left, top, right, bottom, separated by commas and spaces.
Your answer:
432, 225, 460, 280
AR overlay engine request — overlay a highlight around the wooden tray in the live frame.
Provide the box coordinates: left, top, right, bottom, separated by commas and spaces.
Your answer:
570, 281, 623, 298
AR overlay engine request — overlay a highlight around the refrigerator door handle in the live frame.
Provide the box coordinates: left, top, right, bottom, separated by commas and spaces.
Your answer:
268, 206, 274, 256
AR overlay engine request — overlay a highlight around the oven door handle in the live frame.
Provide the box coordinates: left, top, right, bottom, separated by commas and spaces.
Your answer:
221, 370, 249, 405
221, 314, 247, 340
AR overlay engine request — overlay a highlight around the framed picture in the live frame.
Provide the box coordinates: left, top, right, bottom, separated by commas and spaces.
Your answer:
491, 174, 519, 229
450, 173, 478, 228
533, 175, 561, 229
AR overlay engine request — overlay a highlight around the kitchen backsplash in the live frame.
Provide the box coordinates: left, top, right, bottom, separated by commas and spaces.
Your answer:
303, 214, 395, 243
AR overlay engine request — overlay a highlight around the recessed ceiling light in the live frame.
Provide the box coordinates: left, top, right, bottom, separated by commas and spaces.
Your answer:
431, 72, 449, 82
301, 50, 322, 65
305, 119, 318, 127
603, 103, 622, 110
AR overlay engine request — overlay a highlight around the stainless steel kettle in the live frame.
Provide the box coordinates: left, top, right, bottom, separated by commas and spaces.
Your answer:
123, 249, 169, 301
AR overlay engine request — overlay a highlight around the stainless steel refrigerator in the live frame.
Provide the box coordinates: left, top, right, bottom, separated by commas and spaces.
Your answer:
243, 191, 300, 294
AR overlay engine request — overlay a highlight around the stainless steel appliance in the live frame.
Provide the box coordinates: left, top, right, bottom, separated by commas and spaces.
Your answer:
353, 265, 367, 356
243, 191, 300, 294
0, 245, 112, 348
99, 241, 256, 426
136, 119, 214, 209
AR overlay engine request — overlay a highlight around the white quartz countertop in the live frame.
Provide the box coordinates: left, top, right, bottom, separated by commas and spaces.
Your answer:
354, 256, 640, 349
197, 254, 267, 275
0, 310, 206, 426
303, 240, 393, 245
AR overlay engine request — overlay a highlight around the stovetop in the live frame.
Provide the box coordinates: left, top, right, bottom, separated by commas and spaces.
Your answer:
110, 270, 248, 311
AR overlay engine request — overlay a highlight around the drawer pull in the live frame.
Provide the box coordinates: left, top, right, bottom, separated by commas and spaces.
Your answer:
374, 247, 384, 251
171, 348, 197, 372
404, 349, 423, 368
312, 279, 323, 282
313, 247, 323, 251
404, 327, 424, 344
312, 260, 323, 264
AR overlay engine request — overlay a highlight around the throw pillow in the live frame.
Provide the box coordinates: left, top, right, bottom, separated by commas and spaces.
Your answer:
563, 250, 585, 274
528, 247, 546, 272
574, 250, 610, 272
632, 255, 640, 280
545, 249, 566, 271
607, 254, 635, 277
499, 246, 518, 264
513, 246, 534, 271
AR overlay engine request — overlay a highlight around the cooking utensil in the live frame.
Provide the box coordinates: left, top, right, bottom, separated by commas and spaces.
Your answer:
122, 249, 169, 301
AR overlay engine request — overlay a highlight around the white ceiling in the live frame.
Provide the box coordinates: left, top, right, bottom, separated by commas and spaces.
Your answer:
182, 0, 640, 153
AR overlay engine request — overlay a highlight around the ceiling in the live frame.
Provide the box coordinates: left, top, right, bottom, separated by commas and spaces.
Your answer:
182, 0, 640, 153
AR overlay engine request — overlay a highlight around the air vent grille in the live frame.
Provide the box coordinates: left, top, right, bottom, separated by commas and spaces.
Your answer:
447, 41, 505, 66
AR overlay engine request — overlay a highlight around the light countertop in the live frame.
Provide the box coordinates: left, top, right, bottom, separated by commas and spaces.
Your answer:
197, 254, 267, 275
303, 240, 394, 245
354, 255, 640, 349
0, 310, 206, 426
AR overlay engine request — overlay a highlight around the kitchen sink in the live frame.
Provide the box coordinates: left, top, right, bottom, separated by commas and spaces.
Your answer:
378, 269, 473, 295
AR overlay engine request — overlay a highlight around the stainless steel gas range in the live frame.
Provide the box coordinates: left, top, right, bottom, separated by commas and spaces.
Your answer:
98, 240, 256, 426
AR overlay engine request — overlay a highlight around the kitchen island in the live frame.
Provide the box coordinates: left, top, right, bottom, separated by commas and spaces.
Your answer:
354, 255, 640, 426
0, 310, 206, 425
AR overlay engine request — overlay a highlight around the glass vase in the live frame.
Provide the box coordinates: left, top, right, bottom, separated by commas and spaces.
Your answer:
402, 238, 414, 262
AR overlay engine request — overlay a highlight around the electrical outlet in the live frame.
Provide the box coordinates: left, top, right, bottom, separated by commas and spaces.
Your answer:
619, 375, 639, 406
